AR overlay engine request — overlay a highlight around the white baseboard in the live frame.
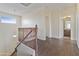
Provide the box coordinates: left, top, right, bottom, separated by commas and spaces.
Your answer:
47, 36, 62, 39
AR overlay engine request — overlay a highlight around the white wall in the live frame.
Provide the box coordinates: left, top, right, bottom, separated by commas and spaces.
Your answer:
60, 4, 76, 40
49, 9, 60, 38
22, 8, 46, 40
76, 4, 79, 48
44, 5, 76, 40
21, 4, 76, 41
0, 11, 21, 55
49, 4, 76, 39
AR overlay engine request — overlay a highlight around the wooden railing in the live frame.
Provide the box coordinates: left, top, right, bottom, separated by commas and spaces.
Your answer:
15, 29, 33, 50
11, 25, 38, 56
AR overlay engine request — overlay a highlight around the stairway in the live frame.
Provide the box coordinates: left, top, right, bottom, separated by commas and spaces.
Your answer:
11, 25, 38, 56
17, 43, 35, 56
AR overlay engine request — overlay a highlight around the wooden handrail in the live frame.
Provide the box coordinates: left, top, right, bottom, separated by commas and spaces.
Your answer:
15, 29, 33, 50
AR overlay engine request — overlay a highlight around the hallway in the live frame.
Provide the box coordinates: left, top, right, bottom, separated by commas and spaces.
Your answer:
0, 3, 79, 56
38, 38, 79, 56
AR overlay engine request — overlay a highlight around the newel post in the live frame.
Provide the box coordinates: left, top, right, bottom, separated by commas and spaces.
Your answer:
35, 24, 38, 56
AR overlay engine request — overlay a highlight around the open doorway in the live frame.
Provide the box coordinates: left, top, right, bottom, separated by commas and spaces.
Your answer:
63, 16, 71, 40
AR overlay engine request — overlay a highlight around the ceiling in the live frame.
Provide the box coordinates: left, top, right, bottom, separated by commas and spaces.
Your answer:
0, 3, 75, 16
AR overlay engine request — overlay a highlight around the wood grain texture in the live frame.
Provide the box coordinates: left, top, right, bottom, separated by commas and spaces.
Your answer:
64, 29, 71, 37
12, 38, 79, 56
38, 38, 79, 56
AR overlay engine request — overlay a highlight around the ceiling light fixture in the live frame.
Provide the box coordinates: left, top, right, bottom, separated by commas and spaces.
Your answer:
21, 3, 31, 7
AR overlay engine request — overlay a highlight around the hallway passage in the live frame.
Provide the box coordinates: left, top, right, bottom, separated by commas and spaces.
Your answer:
38, 38, 79, 56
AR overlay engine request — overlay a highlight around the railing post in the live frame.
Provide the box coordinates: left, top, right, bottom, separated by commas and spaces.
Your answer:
35, 25, 38, 56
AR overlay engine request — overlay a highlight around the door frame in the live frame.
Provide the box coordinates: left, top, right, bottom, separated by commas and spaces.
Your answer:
61, 16, 72, 40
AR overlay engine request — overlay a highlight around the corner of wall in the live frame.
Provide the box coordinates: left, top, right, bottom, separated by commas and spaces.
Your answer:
38, 35, 46, 40
77, 40, 79, 48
